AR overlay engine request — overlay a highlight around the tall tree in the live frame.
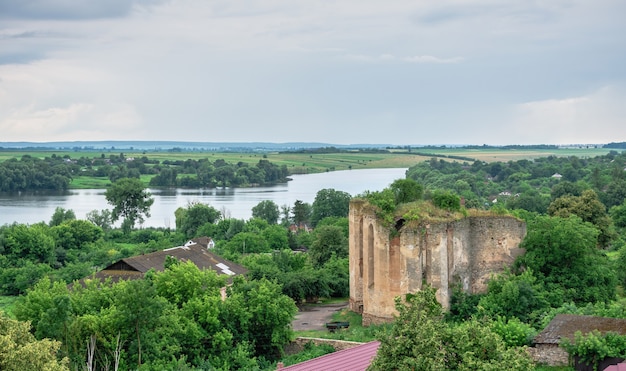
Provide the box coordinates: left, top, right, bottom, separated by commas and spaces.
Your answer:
175, 202, 221, 238
309, 225, 348, 267
292, 200, 312, 227
515, 215, 616, 305
49, 207, 76, 227
311, 189, 351, 227
548, 189, 615, 247
251, 200, 280, 225
370, 286, 533, 370
105, 177, 154, 232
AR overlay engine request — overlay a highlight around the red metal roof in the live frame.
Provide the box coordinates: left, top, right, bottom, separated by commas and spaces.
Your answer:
279, 341, 380, 371
605, 363, 626, 371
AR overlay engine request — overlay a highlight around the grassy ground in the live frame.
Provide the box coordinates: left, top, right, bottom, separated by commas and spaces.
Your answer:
294, 305, 386, 343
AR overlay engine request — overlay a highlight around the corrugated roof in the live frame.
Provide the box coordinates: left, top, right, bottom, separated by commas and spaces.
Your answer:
116, 243, 247, 276
605, 363, 626, 371
75, 243, 246, 287
280, 341, 380, 371
534, 314, 626, 345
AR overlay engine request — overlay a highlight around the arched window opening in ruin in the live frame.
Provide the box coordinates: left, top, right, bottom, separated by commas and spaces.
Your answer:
359, 218, 364, 279
368, 223, 374, 289
395, 218, 405, 232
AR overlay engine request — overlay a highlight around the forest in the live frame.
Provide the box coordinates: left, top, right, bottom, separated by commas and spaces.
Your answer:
1, 148, 626, 370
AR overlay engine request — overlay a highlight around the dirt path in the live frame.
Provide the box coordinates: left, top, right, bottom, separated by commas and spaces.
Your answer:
292, 301, 349, 331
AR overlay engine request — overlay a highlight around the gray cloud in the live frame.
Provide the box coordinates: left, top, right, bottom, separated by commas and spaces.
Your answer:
0, 0, 624, 145
0, 0, 163, 20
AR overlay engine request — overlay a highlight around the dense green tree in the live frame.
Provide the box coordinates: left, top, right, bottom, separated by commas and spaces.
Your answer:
220, 277, 297, 359
261, 224, 289, 251
252, 200, 280, 225
0, 223, 55, 264
477, 270, 549, 326
311, 188, 351, 226
0, 312, 69, 371
431, 189, 461, 211
370, 286, 533, 370
105, 177, 154, 232
515, 215, 616, 305
309, 225, 347, 267
153, 261, 225, 308
85, 209, 113, 231
610, 200, 626, 229
548, 189, 615, 247
292, 200, 312, 226
49, 207, 76, 227
175, 202, 221, 238
389, 178, 423, 204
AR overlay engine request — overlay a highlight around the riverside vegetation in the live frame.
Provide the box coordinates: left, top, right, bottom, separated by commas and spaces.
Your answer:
1, 145, 626, 370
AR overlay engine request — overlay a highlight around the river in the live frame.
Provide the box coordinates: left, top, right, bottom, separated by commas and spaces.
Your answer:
0, 168, 406, 228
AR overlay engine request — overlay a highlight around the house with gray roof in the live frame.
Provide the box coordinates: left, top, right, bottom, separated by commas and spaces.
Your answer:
77, 237, 245, 285
530, 314, 626, 368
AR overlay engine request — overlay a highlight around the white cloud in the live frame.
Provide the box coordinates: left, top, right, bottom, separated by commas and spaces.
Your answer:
509, 86, 626, 144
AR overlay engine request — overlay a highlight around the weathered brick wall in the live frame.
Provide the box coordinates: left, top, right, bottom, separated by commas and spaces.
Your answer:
349, 200, 527, 324
527, 344, 569, 366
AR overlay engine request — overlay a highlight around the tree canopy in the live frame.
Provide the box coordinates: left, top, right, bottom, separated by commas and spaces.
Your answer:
105, 177, 154, 232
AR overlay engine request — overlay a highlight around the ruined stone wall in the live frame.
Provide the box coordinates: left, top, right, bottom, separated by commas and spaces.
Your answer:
349, 200, 526, 325
527, 345, 569, 366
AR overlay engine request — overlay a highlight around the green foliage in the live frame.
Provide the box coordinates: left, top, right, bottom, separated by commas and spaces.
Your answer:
516, 215, 617, 305
477, 270, 550, 326
490, 316, 537, 347
390, 178, 423, 204
280, 341, 335, 367
617, 246, 626, 288
0, 312, 69, 371
361, 188, 396, 226
14, 264, 297, 369
153, 261, 226, 308
175, 202, 221, 238
610, 200, 626, 229
105, 177, 154, 231
85, 209, 113, 232
292, 200, 312, 226
221, 277, 298, 359
548, 189, 615, 247
311, 188, 351, 227
561, 331, 626, 370
241, 250, 348, 302
252, 200, 280, 225
49, 207, 76, 227
446, 286, 483, 322
370, 286, 534, 370
309, 225, 348, 267
431, 189, 461, 211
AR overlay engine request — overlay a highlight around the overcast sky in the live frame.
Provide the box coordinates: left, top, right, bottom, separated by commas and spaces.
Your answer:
1, 0, 625, 145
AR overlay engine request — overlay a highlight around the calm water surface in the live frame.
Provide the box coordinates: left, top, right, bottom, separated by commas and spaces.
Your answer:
0, 168, 406, 228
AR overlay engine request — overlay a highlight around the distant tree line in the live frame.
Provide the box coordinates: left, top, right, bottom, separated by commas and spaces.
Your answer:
0, 153, 289, 191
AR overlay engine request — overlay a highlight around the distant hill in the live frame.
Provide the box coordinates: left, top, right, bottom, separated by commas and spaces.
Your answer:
604, 142, 626, 149
0, 141, 394, 151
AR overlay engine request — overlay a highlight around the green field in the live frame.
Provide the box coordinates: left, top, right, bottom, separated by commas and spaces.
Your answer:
1, 147, 619, 190
0, 146, 615, 165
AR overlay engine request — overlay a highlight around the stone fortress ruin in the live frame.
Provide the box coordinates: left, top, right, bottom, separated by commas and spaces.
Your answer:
348, 199, 527, 325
